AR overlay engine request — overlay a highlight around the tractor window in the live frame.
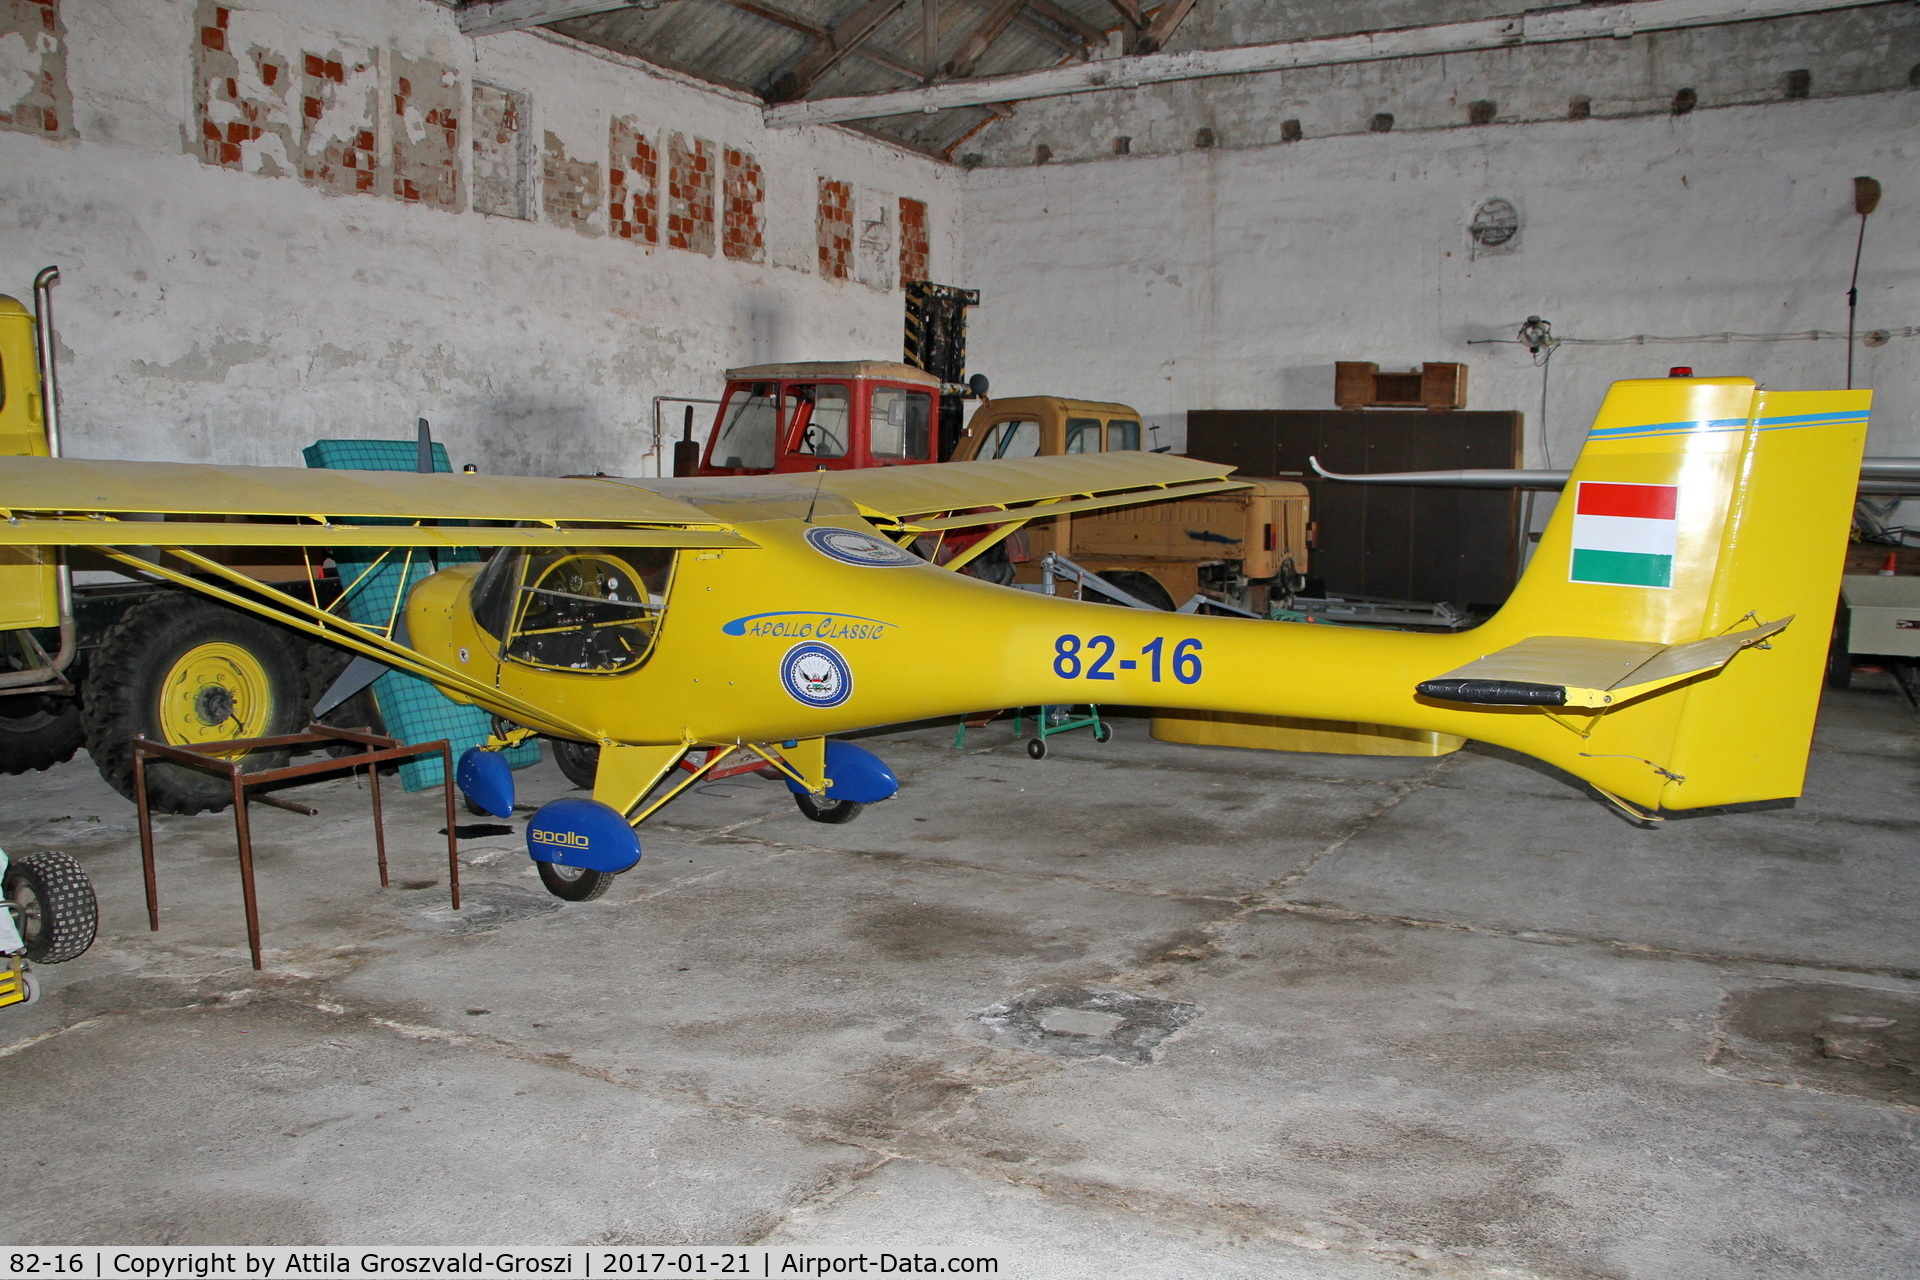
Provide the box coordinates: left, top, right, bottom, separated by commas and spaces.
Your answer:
1065, 417, 1103, 453
473, 546, 675, 673
1107, 420, 1142, 451
869, 388, 932, 460
712, 384, 779, 470
978, 419, 1039, 460
786, 384, 851, 458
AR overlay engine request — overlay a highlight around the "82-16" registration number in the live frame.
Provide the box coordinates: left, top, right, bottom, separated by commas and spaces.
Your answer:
1053, 634, 1203, 684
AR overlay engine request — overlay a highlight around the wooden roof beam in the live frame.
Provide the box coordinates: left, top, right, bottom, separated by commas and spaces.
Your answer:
771, 0, 908, 101
941, 0, 1027, 79
768, 0, 1879, 126
1137, 0, 1198, 54
459, 0, 661, 37
721, 0, 924, 83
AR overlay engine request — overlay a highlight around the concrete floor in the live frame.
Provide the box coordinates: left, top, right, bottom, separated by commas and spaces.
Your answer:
0, 685, 1916, 1276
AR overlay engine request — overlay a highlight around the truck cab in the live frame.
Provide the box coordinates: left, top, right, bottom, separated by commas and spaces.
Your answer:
953, 395, 1145, 462
954, 396, 1311, 612
697, 361, 943, 475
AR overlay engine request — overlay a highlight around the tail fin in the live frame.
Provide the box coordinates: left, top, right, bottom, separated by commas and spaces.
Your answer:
1430, 377, 1869, 814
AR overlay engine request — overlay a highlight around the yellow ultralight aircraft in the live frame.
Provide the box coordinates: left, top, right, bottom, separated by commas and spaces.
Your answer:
0, 376, 1870, 901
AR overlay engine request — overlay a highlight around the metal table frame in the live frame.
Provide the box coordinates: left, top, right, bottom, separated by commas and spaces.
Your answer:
133, 724, 460, 970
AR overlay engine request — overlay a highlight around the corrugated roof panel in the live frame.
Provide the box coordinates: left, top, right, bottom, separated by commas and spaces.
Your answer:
534, 0, 1116, 158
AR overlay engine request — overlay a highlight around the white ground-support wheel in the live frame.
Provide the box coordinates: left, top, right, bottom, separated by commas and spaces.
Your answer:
1027, 738, 1047, 759
4, 851, 97, 964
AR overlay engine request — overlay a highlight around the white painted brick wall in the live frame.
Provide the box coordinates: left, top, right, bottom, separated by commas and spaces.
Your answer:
0, 0, 962, 476
962, 92, 1918, 468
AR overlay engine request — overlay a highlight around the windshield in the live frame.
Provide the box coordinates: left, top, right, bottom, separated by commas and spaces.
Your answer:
978, 419, 1039, 460
786, 384, 851, 458
471, 546, 675, 673
711, 385, 779, 470
870, 388, 932, 460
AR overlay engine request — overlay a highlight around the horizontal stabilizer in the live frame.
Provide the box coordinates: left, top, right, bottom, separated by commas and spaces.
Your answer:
1417, 617, 1791, 709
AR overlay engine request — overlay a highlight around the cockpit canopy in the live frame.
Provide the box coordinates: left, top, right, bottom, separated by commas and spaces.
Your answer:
470, 547, 674, 674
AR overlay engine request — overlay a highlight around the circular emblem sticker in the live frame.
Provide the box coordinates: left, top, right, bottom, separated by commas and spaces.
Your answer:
804, 526, 921, 568
781, 642, 853, 708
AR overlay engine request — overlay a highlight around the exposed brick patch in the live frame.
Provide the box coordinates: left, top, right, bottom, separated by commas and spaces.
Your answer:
721, 147, 763, 264
0, 0, 73, 139
472, 81, 529, 218
542, 130, 602, 236
608, 116, 658, 244
191, 3, 292, 174
817, 177, 852, 281
391, 53, 463, 210
299, 47, 377, 195
898, 197, 928, 288
666, 133, 714, 255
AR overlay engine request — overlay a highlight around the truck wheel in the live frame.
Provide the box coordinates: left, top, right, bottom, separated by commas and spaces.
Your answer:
1089, 571, 1176, 611
1827, 604, 1853, 690
82, 594, 304, 814
0, 693, 85, 775
536, 861, 614, 902
550, 738, 600, 790
4, 851, 97, 964
958, 542, 1016, 586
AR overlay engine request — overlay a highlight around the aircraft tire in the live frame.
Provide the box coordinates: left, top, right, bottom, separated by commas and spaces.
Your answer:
4, 850, 98, 964
536, 860, 614, 901
793, 792, 864, 824
0, 693, 85, 775
82, 593, 304, 814
550, 738, 601, 790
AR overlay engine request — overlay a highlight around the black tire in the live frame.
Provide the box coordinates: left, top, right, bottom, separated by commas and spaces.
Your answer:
0, 693, 85, 775
1027, 738, 1047, 759
536, 861, 614, 901
82, 593, 305, 814
1827, 604, 1854, 690
303, 641, 392, 763
958, 541, 1017, 586
550, 738, 601, 790
1088, 570, 1176, 611
4, 851, 97, 964
793, 792, 865, 824
1093, 721, 1113, 743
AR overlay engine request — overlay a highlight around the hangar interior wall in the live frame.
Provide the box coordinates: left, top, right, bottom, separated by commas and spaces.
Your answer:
1, 0, 1913, 483
0, 0, 959, 475
960, 88, 1919, 465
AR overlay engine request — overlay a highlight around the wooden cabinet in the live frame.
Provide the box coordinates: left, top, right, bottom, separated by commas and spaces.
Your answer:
1185, 409, 1524, 611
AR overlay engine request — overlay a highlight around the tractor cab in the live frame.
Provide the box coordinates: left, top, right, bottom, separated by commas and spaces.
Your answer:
697, 361, 942, 476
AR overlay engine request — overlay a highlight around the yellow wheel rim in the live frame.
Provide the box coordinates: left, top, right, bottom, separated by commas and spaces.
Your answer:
158, 642, 273, 758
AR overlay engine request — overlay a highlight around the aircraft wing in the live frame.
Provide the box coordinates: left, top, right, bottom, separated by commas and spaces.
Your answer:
806, 453, 1249, 531
1416, 617, 1791, 709
0, 456, 751, 549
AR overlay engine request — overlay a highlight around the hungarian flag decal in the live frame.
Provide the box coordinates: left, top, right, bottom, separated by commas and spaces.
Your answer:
1570, 482, 1678, 588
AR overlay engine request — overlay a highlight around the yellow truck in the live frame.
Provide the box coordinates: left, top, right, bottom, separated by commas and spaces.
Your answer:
0, 273, 313, 810
951, 395, 1311, 612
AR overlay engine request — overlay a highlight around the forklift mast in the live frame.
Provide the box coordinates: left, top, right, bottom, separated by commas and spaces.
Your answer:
903, 281, 981, 462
